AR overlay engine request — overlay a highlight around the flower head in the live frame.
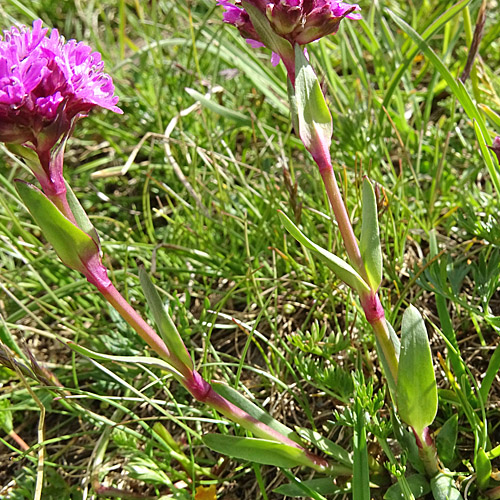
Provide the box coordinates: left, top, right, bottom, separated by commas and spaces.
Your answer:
219, 0, 361, 47
0, 20, 121, 195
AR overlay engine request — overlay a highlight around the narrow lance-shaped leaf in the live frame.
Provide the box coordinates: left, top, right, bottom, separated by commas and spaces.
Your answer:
352, 398, 370, 500
475, 448, 492, 491
15, 181, 98, 274
274, 478, 342, 498
139, 267, 194, 371
185, 87, 252, 127
64, 180, 101, 251
202, 434, 316, 469
212, 382, 301, 444
287, 77, 299, 134
435, 414, 458, 468
360, 177, 382, 291
375, 320, 400, 401
397, 305, 438, 437
294, 44, 333, 158
278, 210, 370, 295
66, 341, 183, 379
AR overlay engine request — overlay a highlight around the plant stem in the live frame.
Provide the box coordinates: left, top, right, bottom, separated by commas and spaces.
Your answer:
314, 153, 400, 382
414, 427, 440, 477
188, 374, 331, 472
371, 317, 399, 384
318, 163, 368, 282
96, 281, 181, 368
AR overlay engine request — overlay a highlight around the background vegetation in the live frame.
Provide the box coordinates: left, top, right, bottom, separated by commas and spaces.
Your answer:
0, 0, 499, 498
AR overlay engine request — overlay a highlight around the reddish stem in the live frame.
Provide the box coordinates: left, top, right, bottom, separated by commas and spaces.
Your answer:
318, 163, 368, 282
181, 371, 330, 472
95, 279, 194, 378
8, 430, 30, 451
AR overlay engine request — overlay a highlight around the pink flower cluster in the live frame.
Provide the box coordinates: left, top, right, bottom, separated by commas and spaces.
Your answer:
219, 0, 361, 47
0, 20, 121, 155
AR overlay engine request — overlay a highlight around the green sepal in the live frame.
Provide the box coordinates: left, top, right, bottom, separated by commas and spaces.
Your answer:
6, 144, 45, 178
202, 434, 316, 469
16, 180, 98, 274
242, 1, 294, 67
397, 305, 438, 436
278, 210, 370, 295
212, 382, 301, 444
360, 177, 382, 291
294, 44, 332, 156
475, 448, 492, 490
138, 267, 194, 371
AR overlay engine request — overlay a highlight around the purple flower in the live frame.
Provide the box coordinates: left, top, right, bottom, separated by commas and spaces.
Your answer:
488, 136, 500, 165
219, 0, 361, 47
0, 20, 121, 196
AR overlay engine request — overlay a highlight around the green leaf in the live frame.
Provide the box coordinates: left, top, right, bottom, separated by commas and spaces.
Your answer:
360, 178, 382, 291
375, 321, 401, 402
6, 143, 45, 179
430, 474, 463, 500
352, 398, 370, 500
185, 87, 252, 128
475, 448, 492, 490
435, 414, 458, 468
278, 210, 370, 295
202, 434, 315, 468
391, 412, 425, 475
381, 0, 471, 124
66, 341, 183, 378
64, 180, 100, 250
384, 474, 431, 500
385, 8, 500, 198
294, 44, 332, 157
212, 382, 300, 444
138, 268, 193, 371
397, 305, 438, 436
15, 181, 98, 274
273, 478, 342, 497
294, 427, 352, 466
479, 343, 500, 402
287, 77, 299, 134
0, 398, 13, 434
479, 103, 500, 130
